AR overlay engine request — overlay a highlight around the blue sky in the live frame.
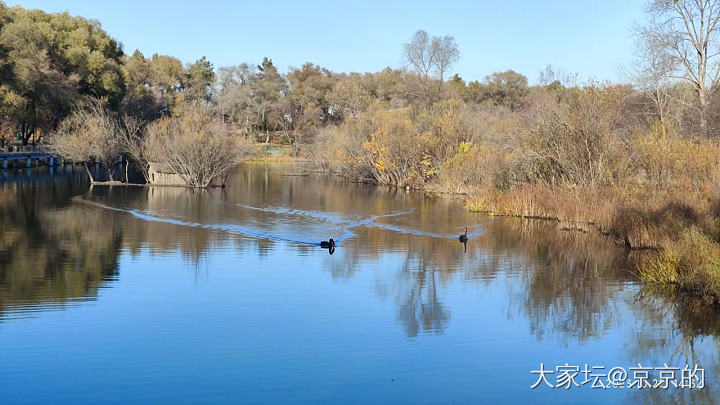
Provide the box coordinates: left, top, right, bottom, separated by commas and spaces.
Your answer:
7, 0, 646, 83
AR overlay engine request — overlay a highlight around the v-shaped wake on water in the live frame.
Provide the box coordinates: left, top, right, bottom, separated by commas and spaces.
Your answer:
72, 196, 484, 249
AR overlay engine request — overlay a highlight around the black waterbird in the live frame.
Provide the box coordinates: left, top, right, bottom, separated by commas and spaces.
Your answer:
459, 227, 468, 243
320, 238, 336, 249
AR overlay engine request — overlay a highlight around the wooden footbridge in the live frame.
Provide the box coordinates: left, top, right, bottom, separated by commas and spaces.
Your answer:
0, 147, 61, 169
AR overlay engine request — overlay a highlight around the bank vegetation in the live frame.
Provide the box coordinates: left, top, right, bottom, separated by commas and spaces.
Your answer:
3, 0, 720, 303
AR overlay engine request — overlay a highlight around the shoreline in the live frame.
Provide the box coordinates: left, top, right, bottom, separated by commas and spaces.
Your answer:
305, 165, 720, 307
68, 158, 720, 308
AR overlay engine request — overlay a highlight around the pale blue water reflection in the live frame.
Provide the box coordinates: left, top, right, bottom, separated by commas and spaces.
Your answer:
0, 164, 719, 404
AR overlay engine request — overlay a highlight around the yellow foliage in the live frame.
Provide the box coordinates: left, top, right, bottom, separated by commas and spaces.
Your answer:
631, 125, 720, 189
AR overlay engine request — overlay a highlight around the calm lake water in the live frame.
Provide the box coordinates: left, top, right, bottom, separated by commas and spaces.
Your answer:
1, 163, 719, 404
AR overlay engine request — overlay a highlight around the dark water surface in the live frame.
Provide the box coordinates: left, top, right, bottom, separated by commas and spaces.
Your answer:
1, 164, 719, 404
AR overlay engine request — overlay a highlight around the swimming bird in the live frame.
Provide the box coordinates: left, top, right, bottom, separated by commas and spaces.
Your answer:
320, 238, 336, 249
459, 227, 468, 243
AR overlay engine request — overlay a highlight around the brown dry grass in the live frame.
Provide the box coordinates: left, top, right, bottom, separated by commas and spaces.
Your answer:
311, 83, 720, 304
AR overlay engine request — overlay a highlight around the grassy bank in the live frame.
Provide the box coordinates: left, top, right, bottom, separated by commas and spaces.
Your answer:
310, 84, 720, 306
464, 184, 720, 306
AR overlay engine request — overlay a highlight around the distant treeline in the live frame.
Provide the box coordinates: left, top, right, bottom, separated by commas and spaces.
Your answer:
0, 2, 214, 145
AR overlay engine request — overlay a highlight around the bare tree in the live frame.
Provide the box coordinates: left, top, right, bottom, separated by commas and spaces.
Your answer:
215, 64, 255, 136
118, 115, 148, 183
642, 0, 720, 132
629, 29, 678, 133
144, 107, 249, 187
47, 98, 123, 183
270, 99, 298, 151
537, 65, 580, 88
403, 30, 459, 108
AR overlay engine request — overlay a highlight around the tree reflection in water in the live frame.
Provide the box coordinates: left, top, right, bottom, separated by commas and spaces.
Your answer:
624, 287, 720, 404
396, 258, 451, 337
2, 166, 720, 404
0, 176, 120, 319
478, 218, 635, 343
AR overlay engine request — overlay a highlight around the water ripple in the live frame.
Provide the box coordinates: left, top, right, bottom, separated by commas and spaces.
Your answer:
74, 197, 483, 247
